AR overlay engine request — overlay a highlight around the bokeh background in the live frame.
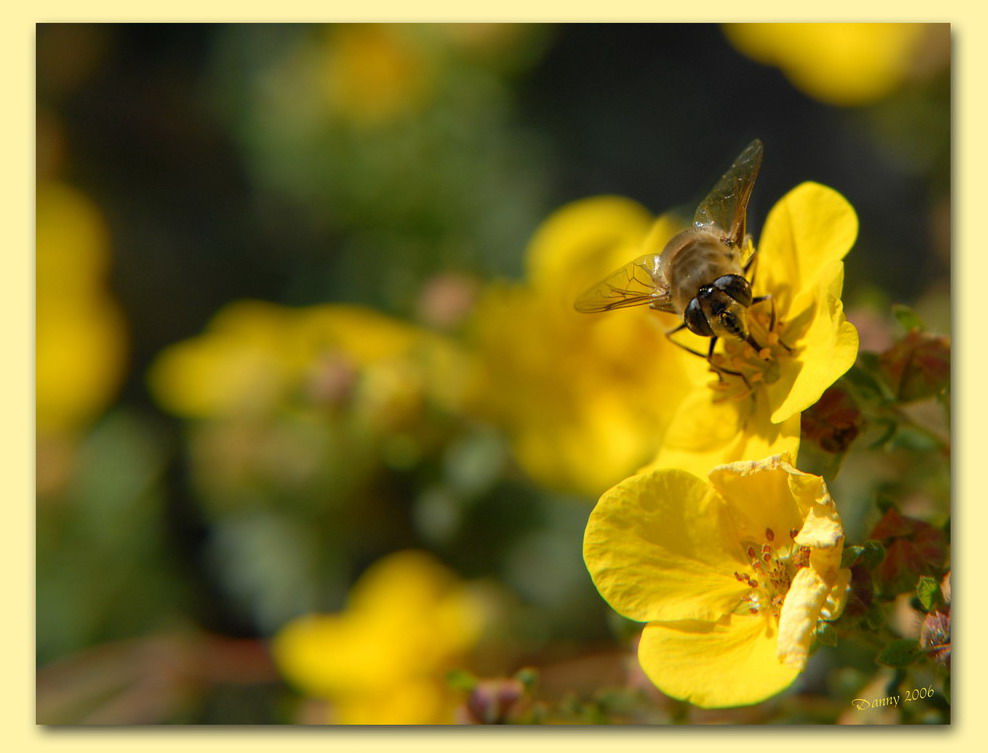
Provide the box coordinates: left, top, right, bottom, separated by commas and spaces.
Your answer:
36, 23, 950, 724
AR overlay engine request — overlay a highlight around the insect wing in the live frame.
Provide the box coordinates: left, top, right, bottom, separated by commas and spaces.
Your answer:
692, 139, 763, 249
573, 254, 674, 313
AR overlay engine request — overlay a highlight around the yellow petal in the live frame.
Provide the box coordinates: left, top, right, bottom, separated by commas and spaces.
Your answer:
724, 23, 929, 107
638, 615, 801, 708
37, 295, 127, 434
777, 566, 832, 668
650, 391, 800, 479
348, 550, 484, 662
273, 613, 392, 697
333, 679, 452, 725
758, 182, 858, 317
821, 568, 852, 623
794, 500, 845, 553
295, 304, 422, 366
584, 469, 748, 623
467, 271, 692, 495
767, 264, 860, 423
707, 456, 806, 548
524, 196, 655, 299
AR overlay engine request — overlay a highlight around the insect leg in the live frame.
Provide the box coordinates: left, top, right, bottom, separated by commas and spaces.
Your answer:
752, 294, 773, 328
706, 337, 745, 386
666, 326, 751, 388
664, 323, 710, 359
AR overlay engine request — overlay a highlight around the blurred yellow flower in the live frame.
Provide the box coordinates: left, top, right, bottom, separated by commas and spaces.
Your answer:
466, 197, 693, 496
36, 181, 126, 436
650, 182, 859, 476
321, 24, 434, 126
149, 300, 467, 429
148, 301, 471, 497
584, 455, 850, 708
724, 23, 938, 106
273, 550, 487, 724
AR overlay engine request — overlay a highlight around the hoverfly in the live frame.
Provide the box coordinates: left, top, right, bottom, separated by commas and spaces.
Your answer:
574, 139, 769, 363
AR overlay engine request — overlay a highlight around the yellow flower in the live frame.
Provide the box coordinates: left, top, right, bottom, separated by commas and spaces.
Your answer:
584, 455, 850, 708
466, 197, 693, 496
149, 300, 466, 428
148, 301, 471, 496
273, 550, 487, 724
650, 182, 859, 476
724, 23, 939, 106
321, 24, 434, 126
36, 181, 126, 436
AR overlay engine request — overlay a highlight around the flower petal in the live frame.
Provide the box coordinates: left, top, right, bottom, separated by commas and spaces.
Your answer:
524, 196, 655, 299
638, 615, 801, 708
776, 566, 832, 668
758, 182, 858, 317
706, 456, 807, 548
584, 469, 748, 623
767, 263, 860, 423
821, 568, 852, 623
650, 389, 800, 478
724, 23, 930, 107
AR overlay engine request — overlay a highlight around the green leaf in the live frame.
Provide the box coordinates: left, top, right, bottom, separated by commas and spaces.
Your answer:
877, 639, 924, 668
514, 667, 539, 691
841, 541, 885, 570
843, 359, 894, 404
841, 545, 865, 569
891, 303, 926, 333
916, 576, 944, 612
867, 418, 899, 449
861, 540, 887, 570
446, 668, 477, 692
864, 605, 886, 631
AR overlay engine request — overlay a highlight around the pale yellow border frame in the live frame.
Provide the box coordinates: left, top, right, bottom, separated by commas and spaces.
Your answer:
10, 3, 981, 749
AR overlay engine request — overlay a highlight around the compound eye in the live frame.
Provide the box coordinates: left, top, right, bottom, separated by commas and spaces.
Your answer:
684, 298, 714, 337
712, 275, 753, 307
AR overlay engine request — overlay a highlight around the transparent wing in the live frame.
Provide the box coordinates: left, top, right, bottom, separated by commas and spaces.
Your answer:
693, 139, 763, 249
573, 254, 675, 313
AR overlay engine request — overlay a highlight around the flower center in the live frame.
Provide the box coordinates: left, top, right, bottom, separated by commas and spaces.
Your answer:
707, 299, 792, 402
733, 526, 810, 619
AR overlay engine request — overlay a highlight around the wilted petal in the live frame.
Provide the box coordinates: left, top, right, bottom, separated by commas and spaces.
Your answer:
777, 566, 832, 667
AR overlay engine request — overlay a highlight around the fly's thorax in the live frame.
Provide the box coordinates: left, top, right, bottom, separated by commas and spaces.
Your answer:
660, 229, 745, 314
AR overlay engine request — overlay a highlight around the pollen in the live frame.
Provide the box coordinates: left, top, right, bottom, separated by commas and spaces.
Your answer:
735, 525, 813, 620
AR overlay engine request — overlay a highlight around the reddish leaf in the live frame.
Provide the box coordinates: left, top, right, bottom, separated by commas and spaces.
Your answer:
869, 508, 948, 596
801, 384, 863, 453
879, 331, 950, 403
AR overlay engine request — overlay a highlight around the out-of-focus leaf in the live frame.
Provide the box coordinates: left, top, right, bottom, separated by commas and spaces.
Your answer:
869, 507, 948, 597
916, 575, 944, 612
879, 330, 950, 403
877, 639, 923, 668
891, 303, 926, 333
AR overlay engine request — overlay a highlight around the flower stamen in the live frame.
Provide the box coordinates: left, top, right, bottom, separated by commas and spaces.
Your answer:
707, 298, 792, 403
737, 524, 814, 621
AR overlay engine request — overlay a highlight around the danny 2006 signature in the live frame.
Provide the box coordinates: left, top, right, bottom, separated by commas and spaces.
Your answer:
851, 685, 936, 710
